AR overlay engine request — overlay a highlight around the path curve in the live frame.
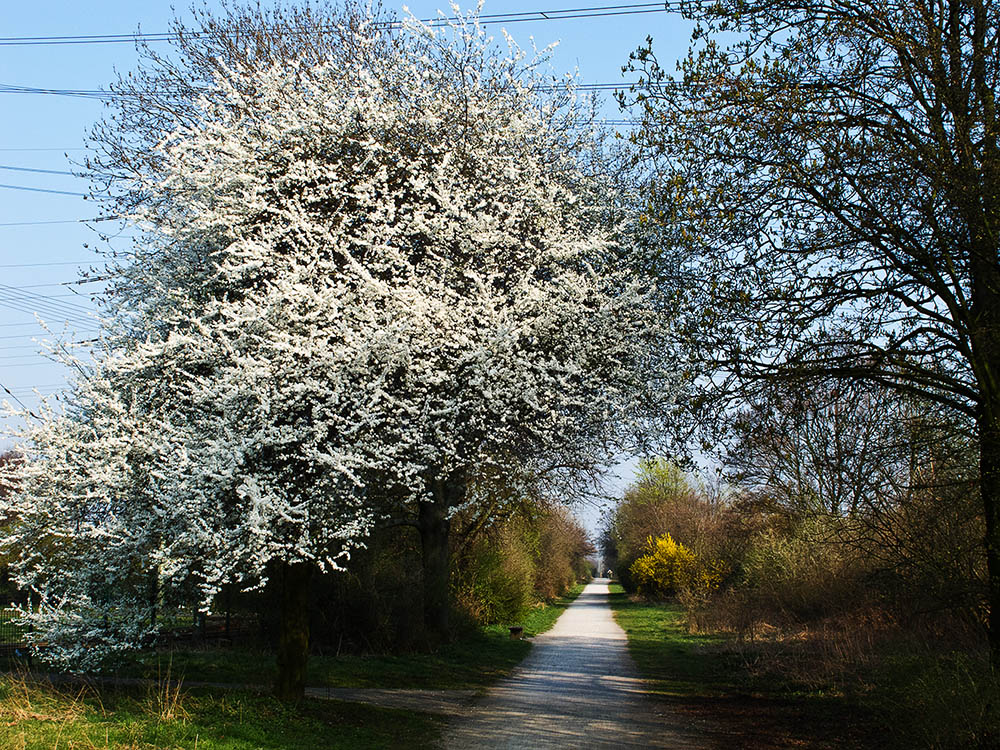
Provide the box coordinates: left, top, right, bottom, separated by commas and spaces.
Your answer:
441, 578, 704, 749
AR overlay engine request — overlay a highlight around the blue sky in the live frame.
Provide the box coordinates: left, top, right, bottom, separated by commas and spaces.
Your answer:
0, 1, 695, 529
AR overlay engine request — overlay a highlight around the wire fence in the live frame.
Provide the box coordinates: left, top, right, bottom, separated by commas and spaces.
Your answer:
0, 607, 26, 648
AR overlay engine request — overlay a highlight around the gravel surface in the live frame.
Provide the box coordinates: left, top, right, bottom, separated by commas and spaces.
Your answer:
441, 578, 705, 749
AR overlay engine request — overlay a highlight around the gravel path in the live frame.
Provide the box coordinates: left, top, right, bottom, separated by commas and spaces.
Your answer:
440, 578, 705, 749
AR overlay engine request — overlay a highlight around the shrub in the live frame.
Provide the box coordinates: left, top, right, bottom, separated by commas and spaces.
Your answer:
453, 520, 535, 625
630, 533, 727, 598
604, 459, 728, 593
738, 518, 859, 625
533, 506, 592, 600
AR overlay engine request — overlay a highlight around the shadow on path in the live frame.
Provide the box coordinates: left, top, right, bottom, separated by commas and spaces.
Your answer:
440, 579, 706, 749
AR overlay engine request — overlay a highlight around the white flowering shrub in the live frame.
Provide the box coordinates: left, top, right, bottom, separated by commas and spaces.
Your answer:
0, 5, 665, 668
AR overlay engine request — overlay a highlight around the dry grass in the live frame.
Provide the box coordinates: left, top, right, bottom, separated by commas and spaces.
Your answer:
0, 672, 101, 726
144, 657, 188, 723
682, 592, 1000, 748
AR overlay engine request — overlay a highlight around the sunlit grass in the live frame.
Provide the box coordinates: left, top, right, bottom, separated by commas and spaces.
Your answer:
0, 673, 444, 750
607, 584, 731, 698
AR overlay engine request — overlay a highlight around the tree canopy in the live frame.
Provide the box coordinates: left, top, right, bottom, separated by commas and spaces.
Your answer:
0, 3, 666, 692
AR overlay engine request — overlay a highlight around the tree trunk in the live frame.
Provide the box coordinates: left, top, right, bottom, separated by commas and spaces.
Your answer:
980, 402, 1000, 666
418, 478, 462, 640
274, 560, 313, 701
970, 228, 1000, 665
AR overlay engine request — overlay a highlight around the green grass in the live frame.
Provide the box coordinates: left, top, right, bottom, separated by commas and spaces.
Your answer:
0, 675, 444, 750
123, 584, 584, 691
609, 585, 898, 748
0, 584, 587, 748
306, 630, 531, 689
858, 644, 1000, 749
120, 630, 528, 691
486, 583, 586, 637
606, 584, 732, 698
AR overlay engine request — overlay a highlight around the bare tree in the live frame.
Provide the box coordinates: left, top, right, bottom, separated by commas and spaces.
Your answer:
626, 0, 1000, 659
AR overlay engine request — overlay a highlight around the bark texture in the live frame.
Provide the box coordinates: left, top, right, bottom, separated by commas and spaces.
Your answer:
418, 477, 464, 639
274, 560, 313, 700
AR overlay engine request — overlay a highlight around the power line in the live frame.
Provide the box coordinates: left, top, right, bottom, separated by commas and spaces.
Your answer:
0, 216, 121, 227
2, 360, 79, 368
0, 353, 71, 361
0, 287, 96, 327
0, 164, 77, 176
0, 297, 92, 320
0, 337, 97, 356
0, 283, 93, 310
0, 182, 87, 197
4, 290, 96, 299
0, 81, 654, 101
0, 261, 98, 268
0, 330, 98, 341
8, 282, 98, 289
0, 219, 96, 227
0, 304, 93, 329
7, 383, 67, 393
0, 3, 675, 46
0, 291, 95, 322
0, 380, 42, 419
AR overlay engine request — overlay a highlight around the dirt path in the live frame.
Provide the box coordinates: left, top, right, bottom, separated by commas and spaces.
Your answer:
306, 686, 477, 714
440, 578, 705, 749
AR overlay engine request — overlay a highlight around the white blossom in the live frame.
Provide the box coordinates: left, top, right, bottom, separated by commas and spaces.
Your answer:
0, 7, 667, 666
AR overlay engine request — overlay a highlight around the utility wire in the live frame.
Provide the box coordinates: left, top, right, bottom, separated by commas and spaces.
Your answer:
3, 290, 96, 299
0, 216, 121, 227
0, 303, 93, 328
0, 320, 94, 328
0, 302, 94, 327
8, 383, 66, 393
9, 282, 100, 289
0, 329, 98, 349
0, 164, 77, 176
0, 380, 42, 419
0, 182, 87, 197
2, 360, 70, 367
0, 344, 94, 354
0, 261, 99, 268
0, 283, 94, 312
0, 292, 95, 327
0, 3, 676, 46
0, 296, 92, 320
0, 219, 92, 227
0, 337, 97, 356
0, 81, 659, 100
0, 353, 70, 360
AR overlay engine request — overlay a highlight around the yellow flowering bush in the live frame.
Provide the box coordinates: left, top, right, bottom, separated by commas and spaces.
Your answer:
629, 533, 727, 597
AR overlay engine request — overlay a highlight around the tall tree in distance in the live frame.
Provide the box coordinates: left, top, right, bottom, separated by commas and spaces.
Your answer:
625, 0, 1000, 657
1, 3, 665, 698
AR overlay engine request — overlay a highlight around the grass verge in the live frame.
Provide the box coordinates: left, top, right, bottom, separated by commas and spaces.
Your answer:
0, 673, 443, 750
497, 581, 586, 637
607, 584, 730, 698
0, 582, 587, 748
109, 582, 586, 691
608, 584, 879, 749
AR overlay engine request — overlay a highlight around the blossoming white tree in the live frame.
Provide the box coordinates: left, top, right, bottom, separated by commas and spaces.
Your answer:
1, 4, 665, 698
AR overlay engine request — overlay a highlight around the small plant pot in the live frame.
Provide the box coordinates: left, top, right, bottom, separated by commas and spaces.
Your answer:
508, 626, 524, 640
